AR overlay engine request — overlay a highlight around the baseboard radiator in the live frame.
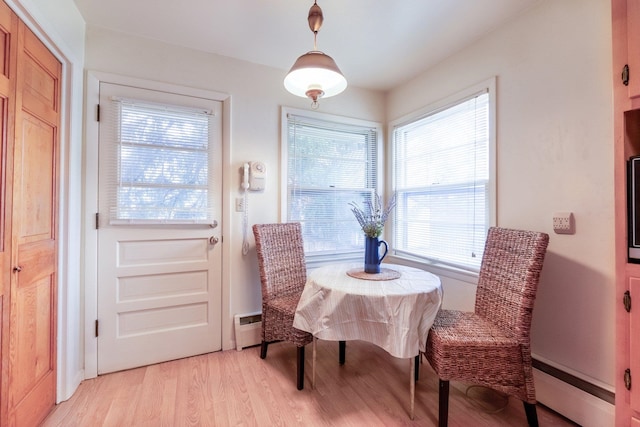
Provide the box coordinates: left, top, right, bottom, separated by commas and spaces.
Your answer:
233, 312, 262, 351
532, 358, 615, 426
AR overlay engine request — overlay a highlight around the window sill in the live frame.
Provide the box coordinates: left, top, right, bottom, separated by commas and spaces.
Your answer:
305, 252, 479, 286
385, 254, 479, 285
305, 253, 362, 271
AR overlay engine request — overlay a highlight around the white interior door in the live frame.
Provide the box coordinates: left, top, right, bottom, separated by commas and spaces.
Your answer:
96, 82, 223, 374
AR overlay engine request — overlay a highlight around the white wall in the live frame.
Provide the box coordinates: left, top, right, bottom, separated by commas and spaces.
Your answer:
83, 26, 385, 353
388, 0, 614, 413
36, 0, 614, 423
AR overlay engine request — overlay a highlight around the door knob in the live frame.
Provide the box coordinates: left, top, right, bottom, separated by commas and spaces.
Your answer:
209, 236, 219, 245
13, 266, 22, 272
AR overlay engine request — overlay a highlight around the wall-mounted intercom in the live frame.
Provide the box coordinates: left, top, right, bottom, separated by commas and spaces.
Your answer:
242, 161, 266, 191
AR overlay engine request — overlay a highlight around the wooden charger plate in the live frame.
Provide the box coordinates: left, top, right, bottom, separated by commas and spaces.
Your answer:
346, 268, 401, 281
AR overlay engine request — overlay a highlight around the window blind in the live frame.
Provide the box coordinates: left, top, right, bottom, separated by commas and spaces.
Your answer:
392, 91, 490, 271
105, 97, 218, 224
286, 113, 379, 256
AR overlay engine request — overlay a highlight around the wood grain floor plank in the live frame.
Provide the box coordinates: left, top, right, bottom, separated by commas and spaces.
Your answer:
41, 340, 578, 426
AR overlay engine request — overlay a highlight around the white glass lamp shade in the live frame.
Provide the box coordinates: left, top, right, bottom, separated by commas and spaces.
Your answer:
284, 51, 347, 100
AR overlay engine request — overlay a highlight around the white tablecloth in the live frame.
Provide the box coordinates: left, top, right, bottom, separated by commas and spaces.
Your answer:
293, 262, 442, 359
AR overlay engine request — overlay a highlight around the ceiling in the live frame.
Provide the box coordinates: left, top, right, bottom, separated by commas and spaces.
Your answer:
73, 0, 541, 92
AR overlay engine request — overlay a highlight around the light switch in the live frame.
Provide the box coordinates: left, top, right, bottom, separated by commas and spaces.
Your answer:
235, 197, 245, 212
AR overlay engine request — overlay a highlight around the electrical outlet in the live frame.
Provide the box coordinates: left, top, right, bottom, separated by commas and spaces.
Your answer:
553, 212, 575, 234
235, 197, 245, 212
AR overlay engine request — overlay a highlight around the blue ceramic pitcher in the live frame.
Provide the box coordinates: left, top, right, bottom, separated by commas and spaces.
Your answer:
364, 236, 388, 274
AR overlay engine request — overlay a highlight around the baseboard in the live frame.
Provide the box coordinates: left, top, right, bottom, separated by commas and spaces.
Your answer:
534, 368, 615, 426
57, 368, 84, 404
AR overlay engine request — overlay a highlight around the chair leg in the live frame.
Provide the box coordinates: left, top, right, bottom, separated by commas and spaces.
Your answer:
260, 340, 268, 359
523, 402, 539, 427
312, 337, 317, 389
438, 379, 449, 427
297, 346, 305, 390
410, 354, 420, 420
339, 340, 346, 365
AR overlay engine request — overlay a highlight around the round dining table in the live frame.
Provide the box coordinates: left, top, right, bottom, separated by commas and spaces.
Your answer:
293, 262, 443, 419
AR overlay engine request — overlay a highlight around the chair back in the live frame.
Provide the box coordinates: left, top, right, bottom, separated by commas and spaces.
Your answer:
252, 223, 307, 303
474, 227, 549, 344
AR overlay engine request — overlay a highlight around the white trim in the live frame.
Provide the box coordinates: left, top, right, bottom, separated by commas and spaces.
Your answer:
280, 106, 384, 222
221, 95, 233, 351
386, 255, 479, 285
279, 106, 384, 263
386, 77, 497, 274
83, 71, 233, 378
83, 72, 100, 379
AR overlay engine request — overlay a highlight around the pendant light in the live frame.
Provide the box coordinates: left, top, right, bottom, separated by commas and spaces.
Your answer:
284, 1, 347, 109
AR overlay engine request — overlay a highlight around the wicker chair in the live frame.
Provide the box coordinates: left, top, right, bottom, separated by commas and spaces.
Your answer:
252, 223, 314, 390
425, 227, 549, 427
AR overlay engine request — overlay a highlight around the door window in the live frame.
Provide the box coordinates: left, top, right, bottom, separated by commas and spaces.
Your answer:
106, 98, 219, 224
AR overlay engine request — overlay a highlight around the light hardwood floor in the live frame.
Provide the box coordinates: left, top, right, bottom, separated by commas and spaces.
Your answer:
42, 340, 578, 426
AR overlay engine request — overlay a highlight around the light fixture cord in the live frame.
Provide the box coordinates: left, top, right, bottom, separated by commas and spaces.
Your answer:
311, 14, 318, 108
242, 188, 249, 256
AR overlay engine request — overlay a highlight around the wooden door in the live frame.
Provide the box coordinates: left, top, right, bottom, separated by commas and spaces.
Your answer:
6, 20, 61, 427
0, 2, 16, 426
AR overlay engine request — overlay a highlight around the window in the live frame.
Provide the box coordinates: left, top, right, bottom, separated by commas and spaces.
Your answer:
283, 108, 382, 260
106, 97, 219, 224
391, 80, 495, 272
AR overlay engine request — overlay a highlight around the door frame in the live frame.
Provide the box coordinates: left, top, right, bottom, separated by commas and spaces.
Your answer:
83, 71, 232, 379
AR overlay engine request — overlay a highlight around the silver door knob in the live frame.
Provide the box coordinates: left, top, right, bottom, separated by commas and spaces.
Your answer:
13, 266, 22, 272
209, 236, 219, 245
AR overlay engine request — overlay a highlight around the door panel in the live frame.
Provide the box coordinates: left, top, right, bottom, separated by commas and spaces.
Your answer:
97, 82, 222, 374
13, 275, 53, 399
17, 114, 55, 239
7, 20, 60, 427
